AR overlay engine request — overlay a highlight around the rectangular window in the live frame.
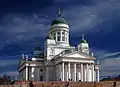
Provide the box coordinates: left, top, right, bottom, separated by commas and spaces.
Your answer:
62, 36, 65, 41
58, 36, 60, 41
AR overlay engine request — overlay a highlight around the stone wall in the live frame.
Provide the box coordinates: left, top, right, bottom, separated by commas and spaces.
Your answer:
0, 81, 120, 87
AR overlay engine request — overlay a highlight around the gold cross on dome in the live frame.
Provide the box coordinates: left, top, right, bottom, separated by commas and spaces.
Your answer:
58, 8, 61, 16
82, 33, 84, 40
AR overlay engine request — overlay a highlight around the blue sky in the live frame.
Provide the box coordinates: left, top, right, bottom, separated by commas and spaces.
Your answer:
0, 0, 120, 78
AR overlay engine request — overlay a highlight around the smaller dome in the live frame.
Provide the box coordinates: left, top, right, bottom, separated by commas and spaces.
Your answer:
80, 34, 87, 43
34, 46, 41, 51
80, 39, 87, 43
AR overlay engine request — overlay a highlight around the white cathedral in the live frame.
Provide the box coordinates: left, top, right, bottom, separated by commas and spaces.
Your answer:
18, 8, 100, 82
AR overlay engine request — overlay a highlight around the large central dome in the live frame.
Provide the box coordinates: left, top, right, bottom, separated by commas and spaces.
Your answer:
51, 8, 68, 26
51, 15, 68, 25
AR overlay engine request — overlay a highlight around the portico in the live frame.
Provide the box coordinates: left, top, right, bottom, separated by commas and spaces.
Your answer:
55, 62, 96, 82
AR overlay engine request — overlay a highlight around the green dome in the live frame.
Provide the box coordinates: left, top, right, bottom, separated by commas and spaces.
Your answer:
51, 16, 68, 25
34, 46, 41, 50
80, 34, 87, 43
81, 39, 87, 43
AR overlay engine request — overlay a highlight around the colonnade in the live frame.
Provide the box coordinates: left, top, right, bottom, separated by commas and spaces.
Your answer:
55, 62, 99, 82
24, 62, 100, 82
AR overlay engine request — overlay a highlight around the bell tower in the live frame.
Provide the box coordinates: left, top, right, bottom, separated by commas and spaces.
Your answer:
78, 34, 89, 54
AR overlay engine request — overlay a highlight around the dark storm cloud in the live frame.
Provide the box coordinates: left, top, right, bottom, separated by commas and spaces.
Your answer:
0, 0, 99, 14
0, 0, 54, 13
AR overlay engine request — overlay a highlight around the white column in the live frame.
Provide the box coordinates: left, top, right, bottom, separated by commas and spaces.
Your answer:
31, 67, 35, 81
86, 64, 89, 82
67, 31, 69, 43
84, 64, 86, 82
65, 65, 68, 81
81, 63, 83, 82
59, 64, 62, 81
78, 72, 81, 81
62, 62, 65, 81
92, 64, 95, 82
58, 65, 60, 81
56, 32, 57, 41
74, 63, 76, 81
60, 30, 62, 41
97, 70, 100, 82
68, 62, 71, 80
94, 70, 96, 82
56, 66, 57, 80
26, 66, 28, 81
67, 71, 68, 81
45, 67, 49, 81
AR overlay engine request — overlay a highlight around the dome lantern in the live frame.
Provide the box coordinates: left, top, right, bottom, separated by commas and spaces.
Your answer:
80, 33, 87, 43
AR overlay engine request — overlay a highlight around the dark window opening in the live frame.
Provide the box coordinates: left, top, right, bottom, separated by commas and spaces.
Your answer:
54, 37, 56, 40
40, 75, 43, 81
62, 32, 65, 35
58, 36, 60, 41
40, 69, 43, 72
57, 32, 60, 35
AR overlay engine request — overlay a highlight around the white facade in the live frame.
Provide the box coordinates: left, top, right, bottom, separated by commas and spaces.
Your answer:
18, 9, 100, 82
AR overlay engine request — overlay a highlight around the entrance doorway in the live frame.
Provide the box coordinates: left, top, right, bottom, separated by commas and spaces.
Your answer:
40, 75, 43, 81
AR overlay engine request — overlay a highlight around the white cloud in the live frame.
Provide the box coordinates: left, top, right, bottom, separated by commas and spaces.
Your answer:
90, 48, 120, 59
0, 71, 19, 77
100, 58, 120, 76
0, 59, 19, 67
6, 71, 19, 76
101, 52, 120, 58
91, 48, 120, 76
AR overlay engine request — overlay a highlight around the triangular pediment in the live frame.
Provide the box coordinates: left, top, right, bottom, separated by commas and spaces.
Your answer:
62, 51, 92, 58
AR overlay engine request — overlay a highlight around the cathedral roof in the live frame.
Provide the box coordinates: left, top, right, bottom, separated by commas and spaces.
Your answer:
18, 58, 25, 65
51, 8, 68, 26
